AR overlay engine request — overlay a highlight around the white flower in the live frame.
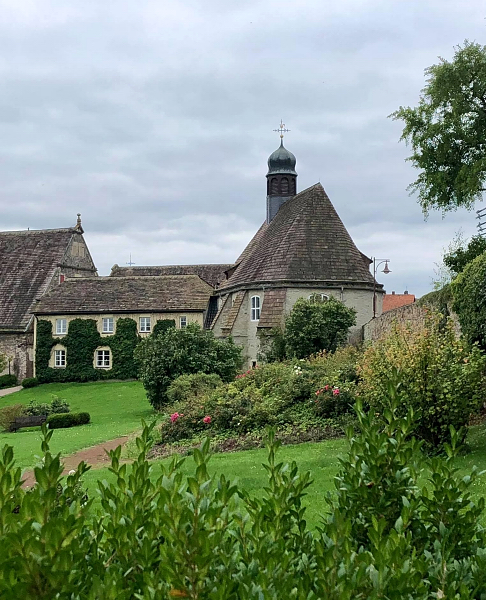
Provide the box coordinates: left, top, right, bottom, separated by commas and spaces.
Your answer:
68, 469, 76, 475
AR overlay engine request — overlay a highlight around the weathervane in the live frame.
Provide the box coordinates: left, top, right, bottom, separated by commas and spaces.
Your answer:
273, 119, 290, 139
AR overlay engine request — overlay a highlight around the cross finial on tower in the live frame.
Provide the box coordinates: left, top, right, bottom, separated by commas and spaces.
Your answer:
126, 253, 135, 266
273, 119, 290, 139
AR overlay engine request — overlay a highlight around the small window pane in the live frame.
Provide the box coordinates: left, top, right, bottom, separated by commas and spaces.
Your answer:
180, 316, 187, 328
96, 350, 110, 368
102, 317, 114, 333
55, 349, 66, 367
250, 296, 261, 321
140, 317, 151, 332
56, 319, 67, 335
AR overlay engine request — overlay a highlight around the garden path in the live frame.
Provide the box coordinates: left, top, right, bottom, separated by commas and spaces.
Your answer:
0, 386, 23, 397
22, 435, 129, 488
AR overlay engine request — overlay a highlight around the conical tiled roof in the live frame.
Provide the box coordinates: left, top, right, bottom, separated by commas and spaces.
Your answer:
220, 183, 375, 291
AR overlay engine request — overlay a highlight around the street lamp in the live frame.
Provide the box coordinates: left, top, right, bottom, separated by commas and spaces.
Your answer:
373, 258, 391, 318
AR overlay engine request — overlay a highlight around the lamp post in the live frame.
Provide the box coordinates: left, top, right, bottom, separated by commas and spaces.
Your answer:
373, 258, 391, 318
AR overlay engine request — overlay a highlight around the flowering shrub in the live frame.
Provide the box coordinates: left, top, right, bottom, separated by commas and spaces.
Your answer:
159, 354, 359, 445
358, 313, 486, 448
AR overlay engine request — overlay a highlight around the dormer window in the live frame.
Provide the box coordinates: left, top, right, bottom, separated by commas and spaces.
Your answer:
250, 296, 261, 321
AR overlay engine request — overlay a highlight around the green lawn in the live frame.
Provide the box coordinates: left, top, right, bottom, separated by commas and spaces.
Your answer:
81, 423, 486, 529
0, 381, 153, 468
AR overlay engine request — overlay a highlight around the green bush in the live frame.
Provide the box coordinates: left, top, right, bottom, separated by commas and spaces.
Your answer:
452, 250, 486, 349
358, 314, 486, 448
260, 296, 357, 361
166, 372, 223, 404
46, 412, 90, 429
160, 356, 359, 444
0, 374, 18, 389
21, 377, 39, 388
25, 395, 70, 417
135, 323, 242, 409
0, 404, 25, 431
1, 399, 486, 598
152, 319, 176, 336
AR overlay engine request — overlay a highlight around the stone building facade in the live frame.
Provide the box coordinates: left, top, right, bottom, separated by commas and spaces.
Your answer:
211, 140, 384, 366
0, 216, 97, 381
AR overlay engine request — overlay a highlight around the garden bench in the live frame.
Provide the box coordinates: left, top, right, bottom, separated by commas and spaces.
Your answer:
10, 415, 47, 432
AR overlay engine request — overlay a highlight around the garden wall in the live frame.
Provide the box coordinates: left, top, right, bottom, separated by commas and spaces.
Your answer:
363, 304, 428, 342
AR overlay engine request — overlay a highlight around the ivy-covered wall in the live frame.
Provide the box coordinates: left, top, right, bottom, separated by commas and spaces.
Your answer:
35, 318, 140, 383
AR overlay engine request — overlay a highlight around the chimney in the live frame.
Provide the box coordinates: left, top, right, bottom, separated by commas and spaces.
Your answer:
404, 290, 408, 295
391, 291, 395, 295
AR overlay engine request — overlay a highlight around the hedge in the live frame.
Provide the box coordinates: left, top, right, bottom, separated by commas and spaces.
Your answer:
0, 374, 18, 389
46, 412, 91, 429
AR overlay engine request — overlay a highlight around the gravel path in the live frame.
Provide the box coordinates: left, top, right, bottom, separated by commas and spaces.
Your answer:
0, 386, 23, 397
22, 435, 129, 488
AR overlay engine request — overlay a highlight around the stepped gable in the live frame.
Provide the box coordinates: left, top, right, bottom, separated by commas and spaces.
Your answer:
110, 264, 232, 288
221, 183, 375, 291
0, 228, 77, 330
33, 275, 213, 314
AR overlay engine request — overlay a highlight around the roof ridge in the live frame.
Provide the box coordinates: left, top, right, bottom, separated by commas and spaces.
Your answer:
0, 227, 76, 235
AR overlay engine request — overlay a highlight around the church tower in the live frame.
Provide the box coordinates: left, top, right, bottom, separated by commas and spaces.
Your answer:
266, 121, 297, 223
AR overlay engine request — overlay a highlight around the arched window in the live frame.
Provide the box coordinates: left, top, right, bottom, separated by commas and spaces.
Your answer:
281, 177, 289, 194
290, 178, 296, 194
308, 293, 329, 303
271, 178, 278, 194
50, 344, 67, 368
251, 295, 261, 321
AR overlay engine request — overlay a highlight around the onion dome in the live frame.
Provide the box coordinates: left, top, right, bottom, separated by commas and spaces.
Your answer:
267, 139, 297, 176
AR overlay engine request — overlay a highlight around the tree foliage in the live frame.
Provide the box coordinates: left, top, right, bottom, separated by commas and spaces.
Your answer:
135, 323, 242, 408
452, 250, 486, 349
444, 233, 486, 275
283, 296, 357, 359
391, 41, 486, 214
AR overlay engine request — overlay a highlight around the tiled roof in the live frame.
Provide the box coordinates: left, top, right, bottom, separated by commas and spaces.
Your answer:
220, 183, 376, 291
0, 228, 77, 330
383, 293, 415, 313
221, 291, 245, 333
110, 264, 233, 288
33, 275, 213, 314
258, 289, 287, 329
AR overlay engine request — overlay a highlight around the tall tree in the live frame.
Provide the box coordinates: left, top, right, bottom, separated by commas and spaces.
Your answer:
391, 41, 486, 215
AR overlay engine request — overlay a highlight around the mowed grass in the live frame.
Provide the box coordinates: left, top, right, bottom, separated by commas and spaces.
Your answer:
0, 381, 153, 468
82, 437, 347, 528
81, 423, 486, 530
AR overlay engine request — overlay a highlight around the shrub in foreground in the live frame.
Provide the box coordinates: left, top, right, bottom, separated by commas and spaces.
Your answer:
135, 323, 242, 408
25, 395, 70, 417
1, 388, 486, 598
21, 377, 39, 388
46, 412, 90, 429
166, 372, 223, 404
358, 314, 486, 448
0, 374, 17, 389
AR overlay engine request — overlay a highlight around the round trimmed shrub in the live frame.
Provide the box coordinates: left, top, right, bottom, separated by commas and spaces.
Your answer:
21, 377, 39, 388
0, 374, 18, 389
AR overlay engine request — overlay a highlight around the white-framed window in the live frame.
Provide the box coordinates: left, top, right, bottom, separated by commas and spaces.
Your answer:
102, 317, 114, 333
96, 349, 111, 368
180, 316, 187, 328
308, 293, 329, 303
250, 296, 261, 321
54, 349, 66, 368
139, 317, 151, 333
55, 318, 67, 335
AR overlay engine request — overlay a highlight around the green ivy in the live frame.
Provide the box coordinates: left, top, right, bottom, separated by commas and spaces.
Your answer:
152, 319, 176, 336
35, 318, 140, 384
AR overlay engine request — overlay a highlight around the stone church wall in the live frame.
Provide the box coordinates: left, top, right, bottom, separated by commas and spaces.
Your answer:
0, 331, 34, 381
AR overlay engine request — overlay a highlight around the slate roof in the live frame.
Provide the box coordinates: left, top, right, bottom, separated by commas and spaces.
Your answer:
0, 228, 78, 331
110, 264, 233, 288
33, 275, 213, 314
383, 293, 415, 313
220, 183, 376, 291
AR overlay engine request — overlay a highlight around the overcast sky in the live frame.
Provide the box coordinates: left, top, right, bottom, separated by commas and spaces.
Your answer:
1, 0, 485, 297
